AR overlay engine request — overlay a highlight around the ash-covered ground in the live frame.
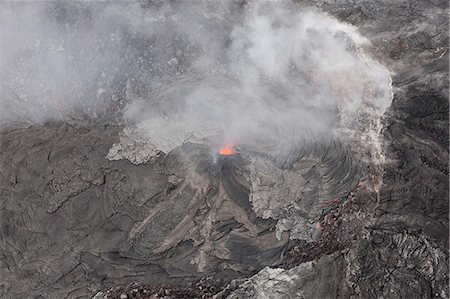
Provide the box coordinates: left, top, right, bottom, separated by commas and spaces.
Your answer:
0, 1, 448, 298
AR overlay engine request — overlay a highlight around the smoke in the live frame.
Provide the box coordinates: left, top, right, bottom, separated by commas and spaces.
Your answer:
1, 3, 116, 123
0, 1, 392, 161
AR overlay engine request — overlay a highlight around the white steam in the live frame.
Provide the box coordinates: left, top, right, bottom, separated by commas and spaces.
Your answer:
0, 1, 392, 162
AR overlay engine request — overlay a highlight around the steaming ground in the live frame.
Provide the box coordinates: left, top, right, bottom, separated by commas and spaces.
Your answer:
0, 0, 394, 274
111, 4, 393, 164
1, 2, 391, 155
101, 2, 393, 240
4, 1, 447, 299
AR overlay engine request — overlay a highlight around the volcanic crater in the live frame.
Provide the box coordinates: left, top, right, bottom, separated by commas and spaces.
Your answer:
0, 1, 448, 299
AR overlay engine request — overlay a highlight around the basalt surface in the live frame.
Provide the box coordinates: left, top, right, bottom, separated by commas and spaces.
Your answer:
0, 122, 361, 298
0, 0, 448, 299
220, 0, 449, 298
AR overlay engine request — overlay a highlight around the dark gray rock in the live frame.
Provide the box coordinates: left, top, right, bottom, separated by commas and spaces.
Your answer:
0, 1, 448, 298
215, 252, 344, 299
0, 123, 290, 298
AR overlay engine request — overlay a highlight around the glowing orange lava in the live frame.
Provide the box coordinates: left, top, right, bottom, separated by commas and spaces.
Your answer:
219, 145, 234, 155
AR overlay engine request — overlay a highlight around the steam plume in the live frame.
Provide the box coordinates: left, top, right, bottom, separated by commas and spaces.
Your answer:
0, 1, 392, 162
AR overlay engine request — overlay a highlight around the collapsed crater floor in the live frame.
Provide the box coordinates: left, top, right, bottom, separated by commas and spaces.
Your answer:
0, 1, 448, 299
0, 124, 362, 297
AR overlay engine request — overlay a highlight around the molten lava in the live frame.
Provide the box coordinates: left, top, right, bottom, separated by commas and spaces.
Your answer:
219, 145, 234, 155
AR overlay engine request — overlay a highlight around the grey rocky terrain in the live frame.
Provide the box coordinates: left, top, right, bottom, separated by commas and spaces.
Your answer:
0, 1, 448, 298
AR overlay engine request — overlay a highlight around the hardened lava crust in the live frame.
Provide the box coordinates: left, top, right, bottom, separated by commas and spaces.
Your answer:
0, 1, 448, 298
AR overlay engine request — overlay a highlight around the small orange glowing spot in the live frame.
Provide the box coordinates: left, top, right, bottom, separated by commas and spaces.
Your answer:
219, 145, 234, 155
